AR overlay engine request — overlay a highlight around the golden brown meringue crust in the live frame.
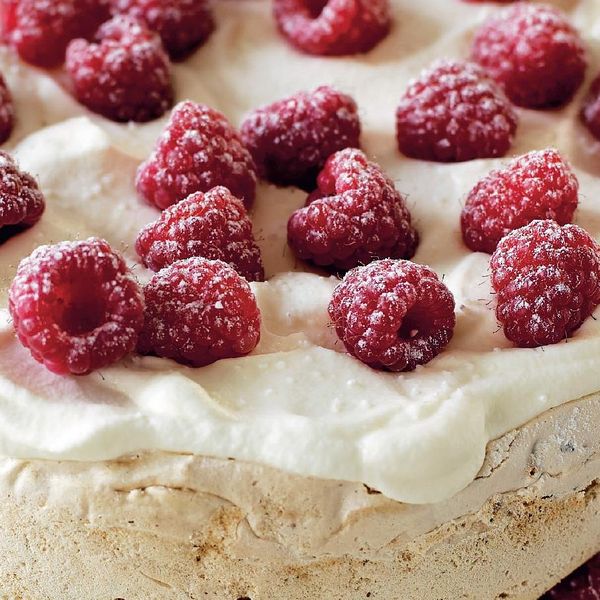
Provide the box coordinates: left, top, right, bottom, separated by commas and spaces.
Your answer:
0, 392, 599, 599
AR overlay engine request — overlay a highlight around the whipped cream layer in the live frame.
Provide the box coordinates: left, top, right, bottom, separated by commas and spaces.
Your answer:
0, 0, 599, 504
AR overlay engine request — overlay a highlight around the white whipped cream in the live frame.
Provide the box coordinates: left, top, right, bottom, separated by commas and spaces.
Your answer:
0, 0, 599, 504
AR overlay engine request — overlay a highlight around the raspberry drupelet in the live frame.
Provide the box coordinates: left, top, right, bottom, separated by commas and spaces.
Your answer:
0, 151, 45, 230
329, 259, 456, 372
461, 149, 579, 254
287, 148, 418, 271
109, 0, 214, 60
137, 258, 261, 368
471, 4, 586, 109
396, 60, 517, 163
490, 220, 600, 348
135, 186, 264, 281
8, 238, 144, 376
65, 16, 173, 123
0, 75, 15, 145
136, 101, 257, 210
1, 0, 109, 68
273, 0, 391, 56
240, 86, 361, 191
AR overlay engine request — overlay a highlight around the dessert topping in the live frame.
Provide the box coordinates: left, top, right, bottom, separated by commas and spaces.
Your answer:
9, 238, 144, 375
136, 186, 264, 281
396, 60, 517, 163
109, 0, 214, 60
491, 220, 600, 348
0, 151, 45, 231
273, 0, 391, 56
329, 258, 456, 372
461, 149, 578, 254
138, 257, 261, 367
2, 0, 109, 68
287, 148, 418, 271
136, 101, 257, 210
66, 15, 173, 123
241, 85, 361, 191
472, 4, 586, 108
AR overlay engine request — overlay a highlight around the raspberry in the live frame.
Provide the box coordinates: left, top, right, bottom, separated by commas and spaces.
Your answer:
490, 220, 600, 348
109, 0, 214, 60
0, 151, 45, 232
240, 85, 361, 191
135, 187, 264, 281
287, 148, 418, 271
65, 16, 173, 123
136, 101, 257, 210
273, 0, 391, 56
329, 259, 456, 372
471, 4, 587, 109
396, 60, 517, 163
138, 258, 261, 367
8, 238, 144, 376
542, 553, 600, 599
2, 0, 109, 68
0, 77, 15, 146
461, 149, 579, 254
580, 73, 600, 141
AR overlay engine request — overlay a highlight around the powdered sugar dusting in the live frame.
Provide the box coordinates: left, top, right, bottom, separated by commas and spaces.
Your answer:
5, 0, 109, 68
396, 59, 517, 162
329, 259, 456, 372
8, 238, 144, 375
0, 150, 44, 228
471, 3, 586, 108
461, 149, 579, 253
241, 85, 361, 191
288, 148, 418, 270
491, 220, 600, 348
110, 0, 214, 60
138, 257, 261, 367
274, 0, 391, 56
65, 15, 173, 123
136, 100, 257, 209
135, 186, 264, 281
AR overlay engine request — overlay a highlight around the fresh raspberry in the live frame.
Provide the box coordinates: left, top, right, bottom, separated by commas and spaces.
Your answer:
396, 60, 517, 163
461, 149, 579, 254
65, 16, 173, 123
138, 258, 261, 367
136, 101, 257, 210
471, 4, 587, 108
109, 0, 214, 60
287, 148, 418, 271
0, 76, 14, 145
240, 85, 361, 191
8, 238, 144, 376
2, 0, 109, 68
580, 73, 600, 141
0, 151, 45, 232
490, 220, 600, 348
329, 259, 456, 372
273, 0, 391, 56
135, 187, 264, 281
542, 553, 600, 599
0, 0, 17, 41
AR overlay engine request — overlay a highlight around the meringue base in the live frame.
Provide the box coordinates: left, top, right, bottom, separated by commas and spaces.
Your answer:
1, 393, 599, 600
